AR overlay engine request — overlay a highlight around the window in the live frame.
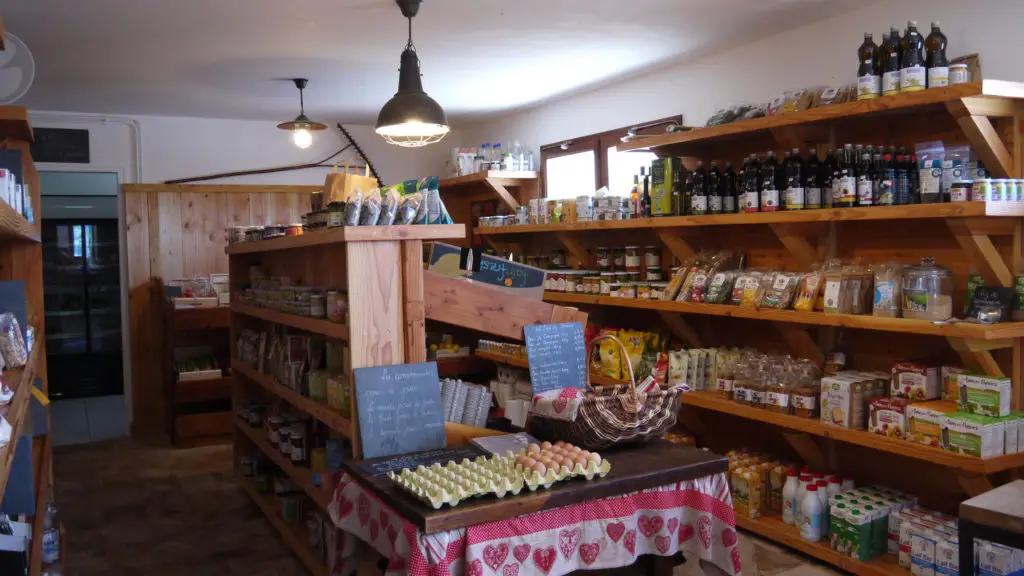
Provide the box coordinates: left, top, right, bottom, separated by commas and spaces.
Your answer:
540, 116, 683, 198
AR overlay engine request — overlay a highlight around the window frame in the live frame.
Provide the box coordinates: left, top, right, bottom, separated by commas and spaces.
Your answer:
540, 115, 684, 198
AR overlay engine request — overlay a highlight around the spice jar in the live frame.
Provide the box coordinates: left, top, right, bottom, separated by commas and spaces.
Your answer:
646, 266, 664, 282
624, 246, 641, 272
600, 272, 615, 295
564, 271, 577, 293
901, 258, 953, 321
644, 246, 661, 268
612, 248, 626, 270
596, 247, 612, 271
792, 385, 820, 418
550, 249, 567, 268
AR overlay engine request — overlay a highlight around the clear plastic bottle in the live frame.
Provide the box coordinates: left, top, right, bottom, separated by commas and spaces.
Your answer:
512, 140, 524, 171
782, 470, 800, 525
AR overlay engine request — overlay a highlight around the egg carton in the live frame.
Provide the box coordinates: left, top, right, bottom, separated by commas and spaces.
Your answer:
513, 445, 612, 483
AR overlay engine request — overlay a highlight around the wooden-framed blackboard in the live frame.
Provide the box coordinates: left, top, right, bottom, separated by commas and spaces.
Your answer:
353, 362, 447, 460
524, 322, 587, 394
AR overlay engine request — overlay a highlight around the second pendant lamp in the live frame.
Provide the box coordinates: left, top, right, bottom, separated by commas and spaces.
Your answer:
375, 0, 449, 147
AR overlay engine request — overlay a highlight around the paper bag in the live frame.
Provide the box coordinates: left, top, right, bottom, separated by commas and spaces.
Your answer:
323, 159, 377, 205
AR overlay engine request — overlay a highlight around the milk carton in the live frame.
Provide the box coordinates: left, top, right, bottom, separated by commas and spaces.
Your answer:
978, 539, 1024, 575
934, 537, 959, 575
959, 374, 1013, 417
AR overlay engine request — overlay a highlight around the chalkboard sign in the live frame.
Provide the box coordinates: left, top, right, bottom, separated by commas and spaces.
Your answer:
968, 285, 1013, 321
524, 322, 587, 395
359, 445, 485, 477
354, 362, 447, 460
427, 242, 547, 299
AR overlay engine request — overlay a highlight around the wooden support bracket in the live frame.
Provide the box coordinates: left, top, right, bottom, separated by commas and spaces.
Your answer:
776, 325, 825, 369
482, 179, 521, 210
657, 311, 704, 348
946, 99, 1014, 178
770, 223, 821, 269
781, 431, 828, 471
959, 96, 1018, 118
948, 337, 1006, 378
655, 229, 696, 264
555, 233, 597, 269
957, 471, 996, 498
946, 219, 1014, 287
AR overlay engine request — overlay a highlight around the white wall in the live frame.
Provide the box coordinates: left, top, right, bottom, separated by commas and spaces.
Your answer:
460, 0, 1024, 154
28, 111, 455, 185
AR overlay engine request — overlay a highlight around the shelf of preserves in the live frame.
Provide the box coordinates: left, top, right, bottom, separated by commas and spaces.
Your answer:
0, 339, 40, 502
616, 80, 1024, 155
236, 475, 329, 576
234, 417, 333, 510
734, 514, 904, 576
543, 292, 1024, 341
474, 349, 626, 387
682, 391, 1024, 474
232, 303, 349, 341
224, 224, 465, 255
234, 361, 352, 438
475, 202, 1024, 235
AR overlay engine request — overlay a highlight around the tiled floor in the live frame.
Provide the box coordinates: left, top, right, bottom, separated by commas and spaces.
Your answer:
51, 395, 127, 446
54, 438, 840, 576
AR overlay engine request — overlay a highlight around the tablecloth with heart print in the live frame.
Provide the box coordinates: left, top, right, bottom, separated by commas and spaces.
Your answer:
328, 470, 740, 576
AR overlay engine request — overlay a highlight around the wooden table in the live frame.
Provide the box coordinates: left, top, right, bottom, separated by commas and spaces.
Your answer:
341, 440, 728, 535
959, 480, 1024, 574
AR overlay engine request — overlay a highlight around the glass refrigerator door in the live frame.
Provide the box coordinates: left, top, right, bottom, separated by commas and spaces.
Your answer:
43, 223, 88, 355
84, 223, 122, 353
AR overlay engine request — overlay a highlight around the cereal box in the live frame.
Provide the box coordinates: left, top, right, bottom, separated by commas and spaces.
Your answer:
958, 373, 1012, 417
940, 366, 967, 401
942, 412, 1005, 458
907, 401, 958, 448
821, 373, 872, 429
891, 362, 941, 401
870, 397, 910, 439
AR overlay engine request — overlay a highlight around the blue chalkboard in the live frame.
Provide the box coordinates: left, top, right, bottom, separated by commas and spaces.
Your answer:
524, 322, 587, 394
354, 362, 447, 460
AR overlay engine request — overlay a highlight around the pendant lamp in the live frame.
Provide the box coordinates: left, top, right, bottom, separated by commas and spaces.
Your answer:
278, 78, 327, 149
375, 0, 449, 147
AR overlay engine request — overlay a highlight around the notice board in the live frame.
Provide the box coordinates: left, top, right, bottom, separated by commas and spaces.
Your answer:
354, 362, 447, 460
524, 322, 587, 394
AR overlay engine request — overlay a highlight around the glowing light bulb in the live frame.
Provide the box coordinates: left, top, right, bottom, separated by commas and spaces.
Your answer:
292, 128, 313, 149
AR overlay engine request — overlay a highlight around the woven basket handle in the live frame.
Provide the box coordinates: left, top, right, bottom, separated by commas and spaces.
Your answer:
586, 334, 641, 414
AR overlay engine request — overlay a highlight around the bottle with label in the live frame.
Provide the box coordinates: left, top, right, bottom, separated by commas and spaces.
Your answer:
633, 169, 643, 217
925, 21, 949, 88
641, 167, 652, 217
723, 161, 738, 213
857, 33, 881, 100
690, 161, 708, 216
837, 144, 857, 208
823, 149, 838, 208
760, 151, 781, 212
743, 154, 761, 213
856, 149, 874, 206
630, 173, 640, 216
785, 148, 805, 210
815, 480, 830, 537
882, 26, 902, 95
876, 152, 895, 205
682, 168, 695, 216
708, 161, 723, 215
893, 147, 910, 204
909, 154, 921, 203
805, 149, 822, 209
671, 161, 683, 216
900, 20, 926, 92
824, 330, 847, 376
782, 470, 800, 525
800, 484, 824, 542
795, 473, 810, 522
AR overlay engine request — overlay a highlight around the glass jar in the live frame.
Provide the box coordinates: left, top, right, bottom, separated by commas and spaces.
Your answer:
609, 283, 622, 298
266, 415, 283, 446
619, 282, 637, 299
285, 223, 304, 236
624, 246, 641, 272
644, 245, 661, 268
526, 255, 540, 268
290, 425, 306, 465
646, 266, 664, 282
765, 379, 791, 414
792, 385, 820, 418
649, 281, 669, 300
616, 272, 631, 284
636, 282, 651, 300
612, 247, 626, 270
564, 271, 577, 293
574, 271, 586, 293
550, 249, 567, 268
310, 294, 326, 318
902, 258, 953, 321
596, 247, 612, 271
600, 272, 615, 295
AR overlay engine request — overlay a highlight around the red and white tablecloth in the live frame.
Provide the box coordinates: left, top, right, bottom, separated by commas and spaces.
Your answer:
327, 471, 741, 576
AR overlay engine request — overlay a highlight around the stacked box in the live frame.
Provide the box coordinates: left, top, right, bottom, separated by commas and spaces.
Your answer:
958, 374, 1013, 417
907, 401, 958, 448
978, 540, 1024, 575
892, 362, 941, 401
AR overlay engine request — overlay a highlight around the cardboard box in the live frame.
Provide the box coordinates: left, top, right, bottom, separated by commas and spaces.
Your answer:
892, 362, 941, 401
870, 397, 910, 439
907, 401, 958, 448
958, 373, 1012, 417
941, 366, 967, 401
821, 373, 872, 429
942, 412, 1005, 457
978, 539, 1024, 575
1006, 415, 1020, 454
649, 157, 678, 216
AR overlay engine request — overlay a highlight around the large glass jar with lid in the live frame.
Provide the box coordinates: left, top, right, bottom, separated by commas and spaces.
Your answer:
902, 257, 953, 321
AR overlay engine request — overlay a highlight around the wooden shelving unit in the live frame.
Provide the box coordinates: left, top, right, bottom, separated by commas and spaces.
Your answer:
224, 224, 464, 255
439, 171, 540, 247
234, 417, 332, 509
236, 475, 329, 576
234, 361, 352, 437
0, 340, 40, 503
232, 303, 350, 341
475, 349, 626, 386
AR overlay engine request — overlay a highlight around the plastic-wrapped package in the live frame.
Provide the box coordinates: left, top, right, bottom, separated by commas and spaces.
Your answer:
793, 271, 824, 312
395, 193, 422, 225
359, 188, 382, 226
376, 187, 399, 226
705, 270, 738, 305
731, 272, 763, 306
872, 262, 904, 318
0, 313, 27, 369
757, 272, 800, 309
342, 188, 363, 226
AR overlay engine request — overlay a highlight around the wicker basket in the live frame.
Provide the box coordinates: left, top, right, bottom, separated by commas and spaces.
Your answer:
528, 334, 682, 450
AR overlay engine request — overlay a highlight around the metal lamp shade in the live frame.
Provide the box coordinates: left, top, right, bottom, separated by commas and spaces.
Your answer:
375, 48, 449, 147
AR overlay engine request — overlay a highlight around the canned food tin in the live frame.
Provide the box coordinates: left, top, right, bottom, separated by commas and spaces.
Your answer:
609, 283, 622, 298
950, 181, 971, 202
637, 282, 651, 299
650, 281, 669, 300
564, 271, 577, 293
619, 282, 637, 299
971, 179, 992, 201
515, 206, 529, 225
993, 179, 1009, 201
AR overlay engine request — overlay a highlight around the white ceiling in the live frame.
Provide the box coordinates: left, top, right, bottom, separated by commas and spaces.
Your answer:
3, 0, 860, 124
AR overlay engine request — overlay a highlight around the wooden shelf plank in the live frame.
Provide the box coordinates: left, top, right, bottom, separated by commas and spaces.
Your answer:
475, 202, 1024, 235
173, 306, 231, 330
174, 375, 233, 403
735, 514, 904, 576
543, 292, 1024, 341
237, 474, 329, 576
682, 391, 1024, 474
235, 417, 333, 510
232, 303, 349, 341
474, 349, 626, 387
0, 196, 39, 242
616, 81, 1019, 154
0, 106, 34, 143
234, 361, 352, 437
435, 355, 492, 377
0, 339, 40, 503
439, 171, 538, 189
224, 224, 465, 255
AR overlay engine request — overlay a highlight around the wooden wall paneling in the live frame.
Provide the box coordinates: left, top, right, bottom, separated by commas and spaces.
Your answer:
151, 191, 184, 282
401, 240, 426, 364
125, 191, 162, 437
180, 192, 228, 278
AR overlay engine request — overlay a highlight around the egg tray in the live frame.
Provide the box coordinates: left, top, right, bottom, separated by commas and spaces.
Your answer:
388, 451, 611, 510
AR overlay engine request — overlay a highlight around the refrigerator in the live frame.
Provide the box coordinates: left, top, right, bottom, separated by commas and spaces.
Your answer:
42, 219, 123, 398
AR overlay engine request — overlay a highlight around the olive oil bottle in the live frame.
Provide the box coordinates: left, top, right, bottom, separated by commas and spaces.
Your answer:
882, 26, 902, 95
708, 161, 723, 215
925, 21, 949, 88
900, 20, 926, 92
743, 154, 761, 213
805, 149, 823, 209
760, 151, 781, 212
723, 161, 738, 214
857, 33, 882, 100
